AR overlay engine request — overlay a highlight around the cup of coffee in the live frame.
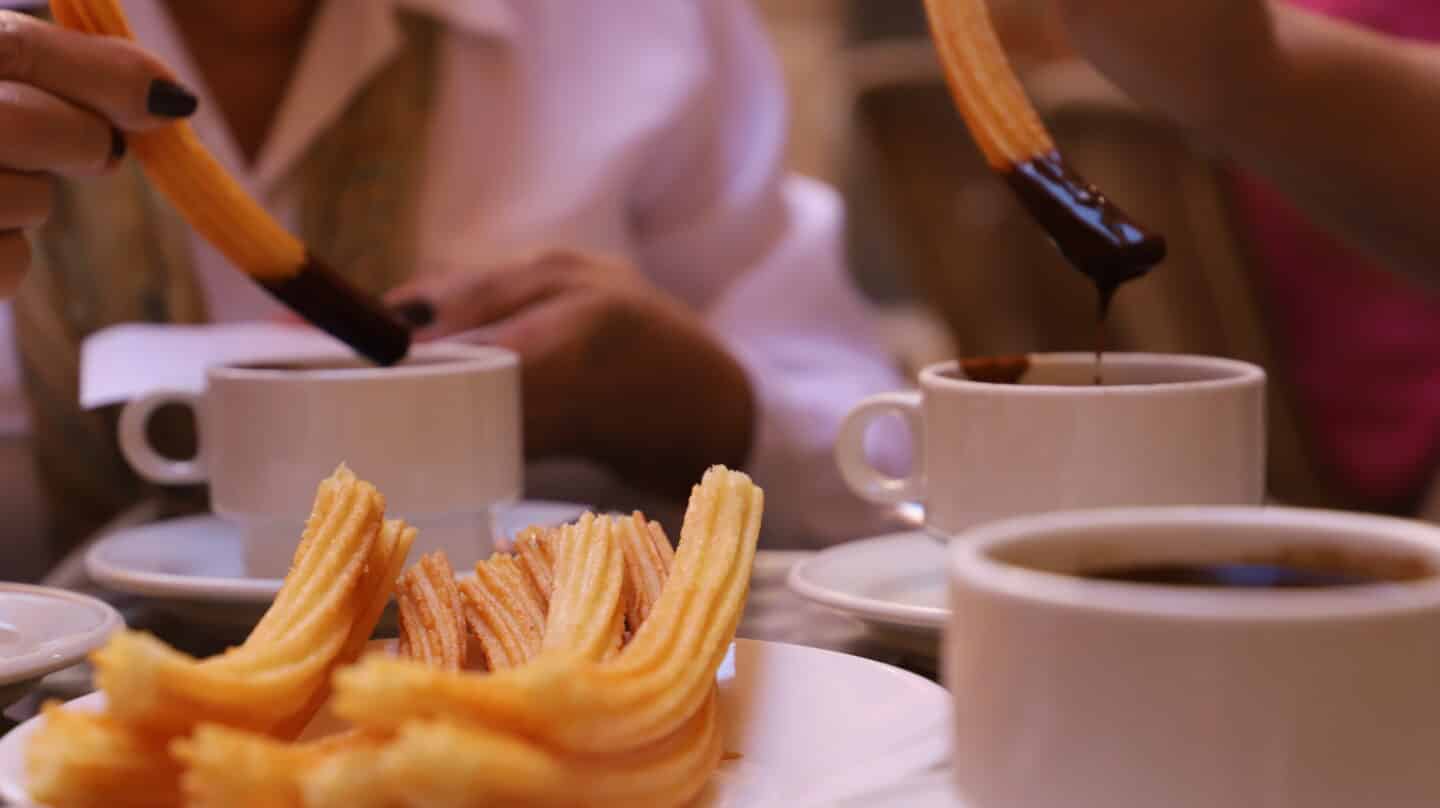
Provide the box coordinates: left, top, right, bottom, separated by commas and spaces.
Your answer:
117, 344, 522, 576
946, 506, 1440, 808
835, 353, 1267, 532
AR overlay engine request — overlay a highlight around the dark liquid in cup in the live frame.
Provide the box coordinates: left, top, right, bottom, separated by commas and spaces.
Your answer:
1082, 558, 1434, 589
236, 357, 455, 372
958, 355, 1031, 385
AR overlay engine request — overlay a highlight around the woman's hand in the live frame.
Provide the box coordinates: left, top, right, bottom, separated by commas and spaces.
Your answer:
0, 10, 197, 296
386, 250, 756, 496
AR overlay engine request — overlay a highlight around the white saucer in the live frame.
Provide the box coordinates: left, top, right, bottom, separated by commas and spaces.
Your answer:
0, 585, 122, 712
787, 532, 949, 635
85, 500, 588, 606
0, 638, 953, 808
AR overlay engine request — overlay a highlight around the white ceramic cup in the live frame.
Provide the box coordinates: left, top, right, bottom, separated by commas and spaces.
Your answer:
946, 506, 1440, 808
118, 344, 522, 577
836, 353, 1267, 532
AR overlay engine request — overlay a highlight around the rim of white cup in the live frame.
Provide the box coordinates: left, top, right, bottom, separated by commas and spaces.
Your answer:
209, 343, 516, 382
923, 352, 1265, 395
950, 506, 1440, 620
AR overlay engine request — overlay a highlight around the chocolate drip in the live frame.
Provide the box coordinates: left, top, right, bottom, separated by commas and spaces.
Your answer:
260, 254, 412, 366
1005, 151, 1167, 314
961, 354, 1031, 385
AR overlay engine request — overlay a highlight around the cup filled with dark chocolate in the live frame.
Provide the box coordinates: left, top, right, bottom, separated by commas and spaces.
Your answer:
946, 506, 1440, 808
115, 344, 522, 576
835, 353, 1267, 536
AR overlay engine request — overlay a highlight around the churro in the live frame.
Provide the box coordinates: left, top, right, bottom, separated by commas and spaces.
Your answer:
543, 514, 627, 661
617, 512, 674, 632
26, 705, 182, 808
26, 468, 757, 808
460, 554, 549, 671
396, 552, 467, 670
333, 467, 762, 756
922, 0, 1165, 301
513, 526, 560, 601
92, 467, 393, 739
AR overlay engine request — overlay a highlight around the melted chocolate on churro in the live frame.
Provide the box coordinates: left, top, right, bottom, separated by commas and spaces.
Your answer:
260, 254, 412, 367
1006, 151, 1166, 384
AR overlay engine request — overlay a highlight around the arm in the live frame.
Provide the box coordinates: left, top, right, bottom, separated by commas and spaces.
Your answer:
1055, 0, 1440, 282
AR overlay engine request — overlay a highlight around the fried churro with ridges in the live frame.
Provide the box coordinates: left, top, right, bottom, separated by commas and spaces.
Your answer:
396, 552, 466, 671
270, 517, 415, 741
921, 0, 1051, 170
513, 526, 560, 600
92, 467, 387, 739
460, 553, 548, 671
26, 705, 183, 808
542, 514, 627, 661
617, 512, 674, 633
333, 467, 762, 757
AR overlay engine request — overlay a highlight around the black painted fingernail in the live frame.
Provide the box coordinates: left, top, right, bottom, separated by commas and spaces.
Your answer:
391, 300, 436, 328
109, 128, 127, 162
147, 79, 199, 118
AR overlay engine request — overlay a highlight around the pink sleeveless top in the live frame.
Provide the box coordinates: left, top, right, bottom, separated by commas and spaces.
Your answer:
1231, 0, 1440, 507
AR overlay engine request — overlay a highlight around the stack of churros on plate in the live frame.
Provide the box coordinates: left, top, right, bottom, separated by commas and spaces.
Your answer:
26, 465, 763, 808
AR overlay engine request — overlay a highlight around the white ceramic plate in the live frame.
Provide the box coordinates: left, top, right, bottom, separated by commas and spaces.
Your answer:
86, 501, 590, 603
0, 586, 121, 712
787, 532, 949, 633
0, 638, 952, 808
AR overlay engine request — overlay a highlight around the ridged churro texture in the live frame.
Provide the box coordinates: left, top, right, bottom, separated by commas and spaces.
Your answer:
28, 466, 413, 808
333, 468, 760, 770
49, 0, 307, 278
922, 0, 1054, 169
28, 467, 757, 808
396, 552, 467, 670
93, 467, 395, 738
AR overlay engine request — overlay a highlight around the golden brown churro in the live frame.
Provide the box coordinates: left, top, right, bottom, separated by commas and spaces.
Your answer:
460, 553, 549, 671
617, 512, 675, 632
26, 705, 183, 808
92, 467, 391, 739
52, 0, 411, 364
543, 514, 627, 661
28, 466, 413, 808
29, 468, 758, 808
333, 467, 762, 756
513, 526, 560, 601
396, 552, 467, 671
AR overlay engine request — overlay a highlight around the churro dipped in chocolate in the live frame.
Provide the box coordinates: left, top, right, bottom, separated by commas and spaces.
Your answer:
49, 0, 410, 365
923, 0, 1167, 310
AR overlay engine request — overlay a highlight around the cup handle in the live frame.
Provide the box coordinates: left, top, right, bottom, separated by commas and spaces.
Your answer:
835, 391, 925, 504
118, 390, 207, 485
